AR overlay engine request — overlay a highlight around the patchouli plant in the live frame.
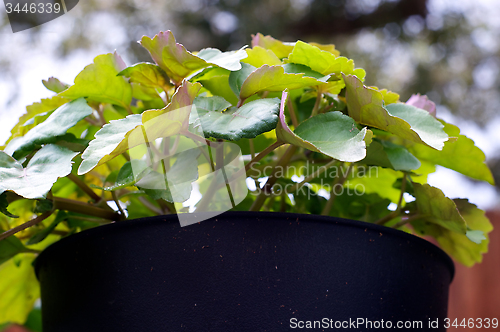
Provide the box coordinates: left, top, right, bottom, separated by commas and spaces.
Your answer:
0, 31, 494, 325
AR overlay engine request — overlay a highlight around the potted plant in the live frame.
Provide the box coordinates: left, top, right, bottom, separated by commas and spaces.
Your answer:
0, 31, 494, 331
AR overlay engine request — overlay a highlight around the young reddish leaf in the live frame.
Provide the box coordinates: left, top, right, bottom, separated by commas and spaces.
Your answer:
59, 52, 132, 109
140, 31, 246, 85
406, 93, 436, 117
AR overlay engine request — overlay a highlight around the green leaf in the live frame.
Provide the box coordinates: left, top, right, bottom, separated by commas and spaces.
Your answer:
241, 46, 282, 67
276, 91, 368, 162
140, 31, 246, 85
118, 62, 171, 89
0, 145, 78, 199
196, 47, 248, 71
345, 167, 401, 203
23, 308, 42, 332
33, 199, 53, 213
140, 31, 207, 85
385, 103, 449, 150
412, 199, 492, 266
408, 120, 494, 185
251, 33, 294, 59
0, 254, 39, 325
294, 113, 368, 162
59, 52, 132, 109
196, 97, 280, 140
193, 95, 232, 119
362, 140, 421, 171
309, 42, 341, 57
193, 67, 238, 105
344, 75, 448, 150
239, 65, 325, 100
0, 192, 18, 218
229, 63, 256, 97
92, 160, 146, 191
288, 41, 363, 78
282, 63, 330, 81
78, 81, 201, 174
42, 77, 70, 93
4, 98, 93, 158
26, 211, 67, 245
412, 183, 467, 234
78, 114, 142, 175
0, 236, 27, 266
8, 96, 69, 142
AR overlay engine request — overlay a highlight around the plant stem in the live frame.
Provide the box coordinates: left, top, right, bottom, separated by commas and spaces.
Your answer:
52, 197, 120, 221
287, 98, 299, 128
250, 145, 297, 211
321, 163, 352, 216
125, 105, 134, 115
375, 173, 407, 225
137, 196, 163, 215
84, 117, 100, 127
112, 191, 127, 220
0, 211, 53, 242
180, 130, 212, 146
396, 174, 407, 210
122, 151, 131, 162
237, 98, 246, 108
392, 214, 422, 229
311, 90, 323, 117
97, 104, 107, 126
245, 141, 285, 173
67, 173, 101, 202
249, 139, 256, 160
64, 215, 112, 224
196, 141, 229, 211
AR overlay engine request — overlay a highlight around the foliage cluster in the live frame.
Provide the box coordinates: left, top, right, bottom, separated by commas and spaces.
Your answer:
0, 31, 494, 326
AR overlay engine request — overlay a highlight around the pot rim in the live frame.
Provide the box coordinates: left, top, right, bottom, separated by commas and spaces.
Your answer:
34, 211, 455, 281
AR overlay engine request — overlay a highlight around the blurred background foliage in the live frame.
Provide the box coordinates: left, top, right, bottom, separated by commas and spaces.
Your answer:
0, 0, 499, 190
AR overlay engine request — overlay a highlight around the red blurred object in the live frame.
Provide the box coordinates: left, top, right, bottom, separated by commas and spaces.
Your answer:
447, 210, 500, 330
4, 326, 30, 332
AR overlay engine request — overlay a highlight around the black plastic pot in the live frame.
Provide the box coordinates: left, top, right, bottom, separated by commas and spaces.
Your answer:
35, 212, 454, 331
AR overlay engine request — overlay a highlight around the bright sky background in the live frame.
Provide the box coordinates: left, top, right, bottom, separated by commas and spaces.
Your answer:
0, 0, 498, 210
